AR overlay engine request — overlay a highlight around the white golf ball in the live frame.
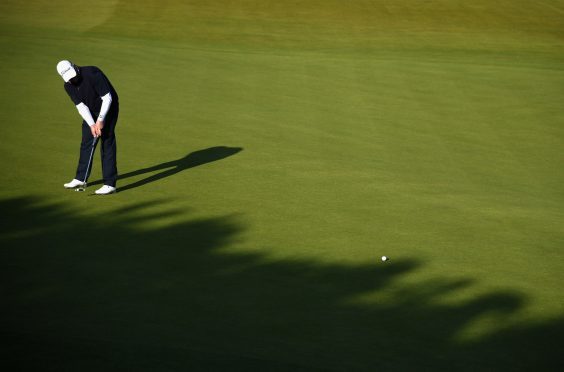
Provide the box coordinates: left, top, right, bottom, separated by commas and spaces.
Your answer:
381, 256, 388, 262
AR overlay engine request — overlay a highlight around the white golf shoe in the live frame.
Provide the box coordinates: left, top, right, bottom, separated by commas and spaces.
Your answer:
94, 185, 116, 195
64, 179, 85, 189
95, 185, 117, 195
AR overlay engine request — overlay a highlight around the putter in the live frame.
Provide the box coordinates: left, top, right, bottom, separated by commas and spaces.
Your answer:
75, 136, 99, 192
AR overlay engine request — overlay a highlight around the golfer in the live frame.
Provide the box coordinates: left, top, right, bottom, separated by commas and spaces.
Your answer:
57, 60, 119, 195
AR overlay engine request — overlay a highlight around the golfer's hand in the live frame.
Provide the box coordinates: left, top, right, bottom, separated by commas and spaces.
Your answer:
91, 120, 105, 137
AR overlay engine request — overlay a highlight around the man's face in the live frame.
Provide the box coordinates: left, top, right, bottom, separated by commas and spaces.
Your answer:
69, 74, 81, 85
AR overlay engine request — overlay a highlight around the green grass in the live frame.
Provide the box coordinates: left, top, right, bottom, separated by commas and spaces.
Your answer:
1, 0, 563, 370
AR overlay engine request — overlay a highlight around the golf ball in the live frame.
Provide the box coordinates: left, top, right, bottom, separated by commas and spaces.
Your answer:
381, 256, 388, 262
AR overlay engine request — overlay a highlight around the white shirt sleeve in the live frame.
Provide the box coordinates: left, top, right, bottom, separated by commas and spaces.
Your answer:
98, 92, 112, 121
76, 102, 96, 126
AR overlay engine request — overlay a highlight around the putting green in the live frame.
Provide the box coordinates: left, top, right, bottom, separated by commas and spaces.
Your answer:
1, 1, 563, 370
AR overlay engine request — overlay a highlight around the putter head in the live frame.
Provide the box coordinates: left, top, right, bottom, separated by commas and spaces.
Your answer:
75, 183, 87, 192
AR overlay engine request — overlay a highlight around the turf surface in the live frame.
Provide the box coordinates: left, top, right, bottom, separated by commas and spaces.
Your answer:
1, 0, 563, 370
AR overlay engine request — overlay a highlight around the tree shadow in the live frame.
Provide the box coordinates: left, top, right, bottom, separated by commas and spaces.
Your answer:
89, 146, 243, 192
0, 196, 562, 371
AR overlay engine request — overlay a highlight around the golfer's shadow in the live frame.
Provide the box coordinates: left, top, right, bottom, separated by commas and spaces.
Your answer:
91, 146, 242, 192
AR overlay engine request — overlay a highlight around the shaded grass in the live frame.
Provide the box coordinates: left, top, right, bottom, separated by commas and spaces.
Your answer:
1, 196, 563, 370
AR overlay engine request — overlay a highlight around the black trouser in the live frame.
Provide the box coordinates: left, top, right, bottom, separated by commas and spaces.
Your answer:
75, 103, 119, 187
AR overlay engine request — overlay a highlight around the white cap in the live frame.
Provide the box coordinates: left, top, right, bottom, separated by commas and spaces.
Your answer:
57, 60, 77, 82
